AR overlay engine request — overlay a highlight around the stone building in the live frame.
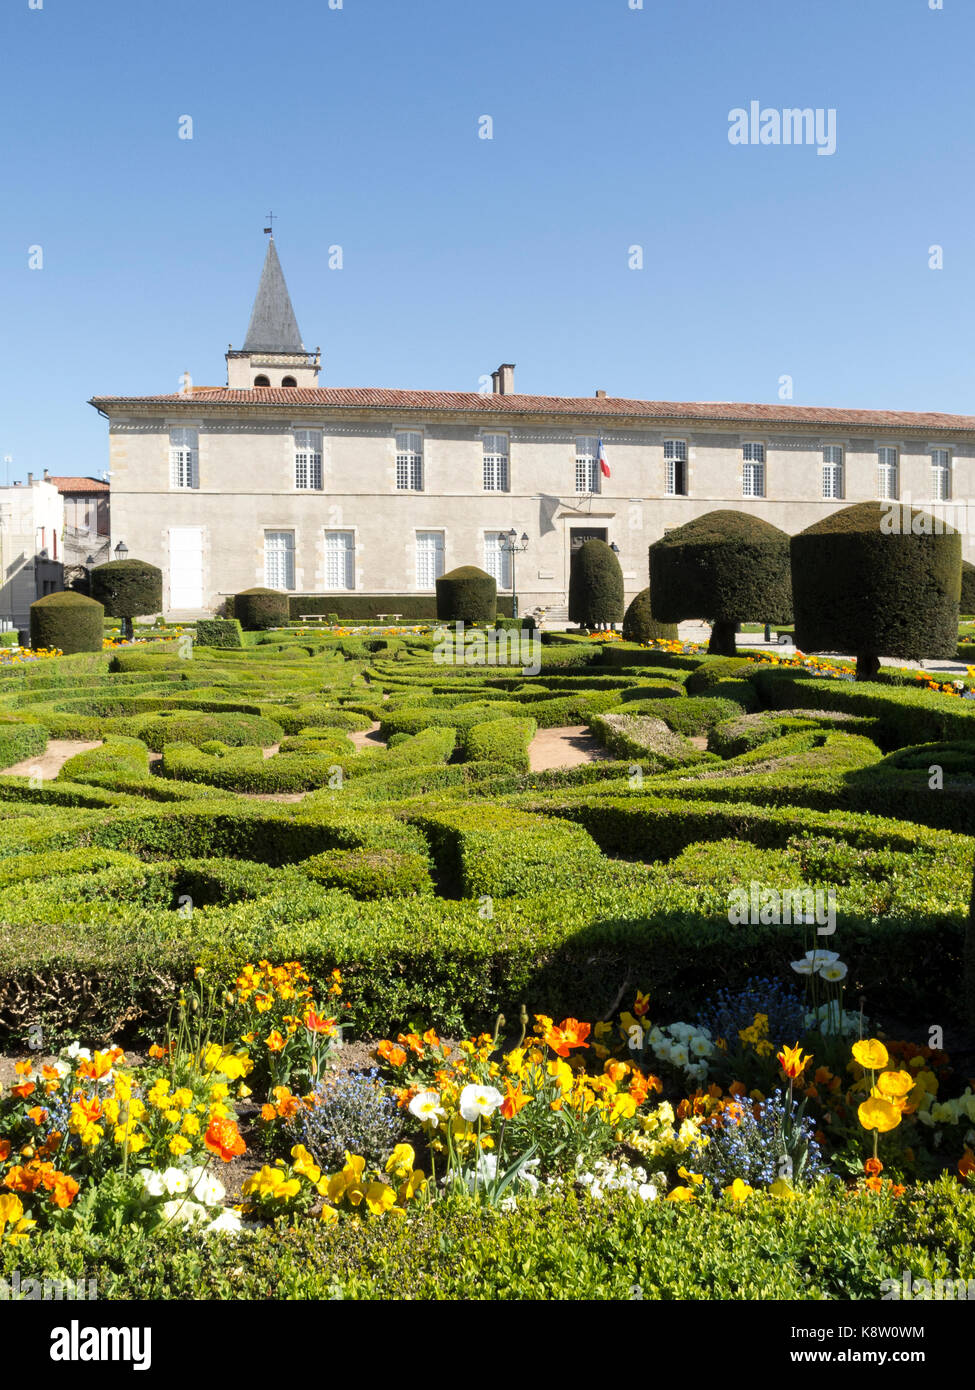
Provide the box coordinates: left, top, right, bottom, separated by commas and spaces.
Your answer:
0, 475, 64, 632
49, 475, 111, 589
91, 239, 975, 620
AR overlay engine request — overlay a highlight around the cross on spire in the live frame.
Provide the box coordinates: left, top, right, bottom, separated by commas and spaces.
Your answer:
263, 211, 277, 237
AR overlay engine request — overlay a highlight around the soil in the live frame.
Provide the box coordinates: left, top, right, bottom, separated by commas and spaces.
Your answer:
0, 739, 102, 780
528, 724, 609, 771
349, 723, 384, 749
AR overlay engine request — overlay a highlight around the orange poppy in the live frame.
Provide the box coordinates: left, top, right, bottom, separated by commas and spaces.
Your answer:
543, 1019, 591, 1058
305, 1009, 336, 1035
376, 1040, 407, 1067
203, 1116, 246, 1162
500, 1081, 531, 1119
10, 1083, 35, 1101
864, 1157, 883, 1177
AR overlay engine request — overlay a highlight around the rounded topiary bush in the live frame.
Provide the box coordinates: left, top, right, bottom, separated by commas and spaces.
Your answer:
961, 560, 975, 616
234, 588, 290, 631
791, 502, 962, 679
649, 511, 792, 657
622, 587, 679, 644
568, 539, 624, 629
136, 711, 284, 752
90, 560, 162, 637
436, 566, 497, 624
29, 591, 104, 655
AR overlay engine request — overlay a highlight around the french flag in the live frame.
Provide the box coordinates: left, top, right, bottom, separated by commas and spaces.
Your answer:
597, 439, 611, 478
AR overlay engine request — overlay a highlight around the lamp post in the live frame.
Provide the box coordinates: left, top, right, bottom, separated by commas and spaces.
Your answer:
498, 529, 529, 619
114, 540, 128, 560
609, 541, 621, 630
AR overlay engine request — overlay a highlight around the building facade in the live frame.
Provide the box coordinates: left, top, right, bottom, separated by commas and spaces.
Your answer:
0, 476, 64, 631
91, 241, 975, 620
49, 475, 111, 589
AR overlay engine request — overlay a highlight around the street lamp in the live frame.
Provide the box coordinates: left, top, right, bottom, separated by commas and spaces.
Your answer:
114, 540, 128, 560
498, 530, 530, 619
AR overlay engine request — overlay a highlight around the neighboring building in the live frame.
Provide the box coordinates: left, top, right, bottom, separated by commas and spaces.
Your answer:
49, 475, 111, 587
91, 240, 975, 620
0, 476, 64, 631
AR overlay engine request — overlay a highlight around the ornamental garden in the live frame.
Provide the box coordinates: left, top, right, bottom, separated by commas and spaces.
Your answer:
0, 504, 973, 1300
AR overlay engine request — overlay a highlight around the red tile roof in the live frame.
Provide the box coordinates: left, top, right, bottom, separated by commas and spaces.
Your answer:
48, 475, 110, 493
87, 388, 975, 433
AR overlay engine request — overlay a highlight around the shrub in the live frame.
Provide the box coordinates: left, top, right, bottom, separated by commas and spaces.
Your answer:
589, 713, 712, 769
649, 511, 792, 657
90, 560, 162, 637
59, 737, 151, 786
752, 669, 975, 748
136, 712, 284, 752
301, 848, 434, 899
568, 540, 624, 629
288, 594, 514, 621
436, 566, 497, 624
621, 587, 678, 644
791, 502, 962, 678
234, 588, 290, 631
462, 716, 537, 771
966, 866, 975, 1031
30, 591, 104, 655
961, 560, 975, 616
684, 656, 755, 695
0, 721, 46, 770
195, 618, 244, 649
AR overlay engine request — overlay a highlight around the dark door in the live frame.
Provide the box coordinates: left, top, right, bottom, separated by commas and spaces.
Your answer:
569, 527, 608, 552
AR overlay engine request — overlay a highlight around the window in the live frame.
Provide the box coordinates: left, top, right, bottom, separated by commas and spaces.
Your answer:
323, 530, 355, 590
664, 440, 688, 496
396, 431, 424, 491
931, 447, 951, 502
483, 531, 512, 589
822, 445, 844, 500
482, 434, 509, 491
742, 442, 765, 497
575, 436, 600, 494
254, 375, 270, 387
264, 531, 295, 590
169, 427, 199, 489
295, 430, 323, 490
878, 447, 898, 500
281, 376, 297, 387
415, 531, 444, 588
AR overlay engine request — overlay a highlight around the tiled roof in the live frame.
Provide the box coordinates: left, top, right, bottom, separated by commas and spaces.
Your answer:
87, 388, 975, 432
48, 475, 110, 493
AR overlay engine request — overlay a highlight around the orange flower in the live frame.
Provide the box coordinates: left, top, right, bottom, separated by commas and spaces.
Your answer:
0, 1141, 9, 1162
148, 1043, 169, 1060
776, 1044, 811, 1082
305, 1009, 336, 1035
26, 1107, 48, 1127
48, 1174, 79, 1209
543, 1018, 591, 1058
604, 1060, 628, 1085
959, 1149, 975, 1180
3, 1162, 47, 1193
864, 1157, 883, 1177
264, 1030, 286, 1053
890, 1184, 906, 1198
77, 1051, 115, 1081
397, 1032, 424, 1056
633, 991, 650, 1018
203, 1116, 246, 1162
271, 1086, 300, 1120
500, 1080, 531, 1119
376, 1040, 407, 1067
865, 1175, 883, 1193
11, 1083, 35, 1101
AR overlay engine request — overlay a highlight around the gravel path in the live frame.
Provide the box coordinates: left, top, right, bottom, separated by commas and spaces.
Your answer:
0, 739, 101, 780
528, 724, 608, 771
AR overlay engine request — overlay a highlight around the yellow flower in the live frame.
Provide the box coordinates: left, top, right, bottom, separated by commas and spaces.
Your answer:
875, 1070, 914, 1101
852, 1039, 889, 1071
291, 1144, 322, 1184
168, 1136, 192, 1156
242, 1166, 300, 1202
609, 1092, 638, 1124
181, 1114, 200, 1136
364, 1182, 397, 1216
723, 1178, 753, 1202
770, 1178, 797, 1200
677, 1167, 704, 1185
858, 1096, 901, 1133
319, 1203, 338, 1225
385, 1143, 416, 1179
665, 1186, 697, 1202
172, 1088, 194, 1109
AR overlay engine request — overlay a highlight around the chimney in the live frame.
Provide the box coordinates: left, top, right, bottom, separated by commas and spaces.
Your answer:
43, 468, 50, 480
595, 390, 607, 398
494, 363, 515, 396
27, 472, 33, 485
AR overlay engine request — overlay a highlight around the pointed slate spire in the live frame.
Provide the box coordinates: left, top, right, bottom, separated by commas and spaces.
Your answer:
242, 239, 305, 352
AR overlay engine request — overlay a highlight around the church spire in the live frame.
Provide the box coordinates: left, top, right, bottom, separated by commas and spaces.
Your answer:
226, 234, 321, 389
243, 237, 305, 353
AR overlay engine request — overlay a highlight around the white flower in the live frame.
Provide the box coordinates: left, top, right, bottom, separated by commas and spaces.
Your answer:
138, 1169, 166, 1199
653, 1039, 673, 1060
409, 1091, 446, 1127
160, 1199, 208, 1225
205, 1209, 243, 1236
637, 1183, 657, 1201
669, 1044, 689, 1068
458, 1084, 503, 1122
161, 1167, 190, 1196
819, 961, 848, 982
63, 1043, 92, 1062
690, 1036, 713, 1058
791, 959, 816, 975
186, 1170, 226, 1207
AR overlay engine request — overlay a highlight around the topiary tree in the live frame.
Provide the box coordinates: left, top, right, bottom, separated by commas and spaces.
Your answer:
791, 502, 961, 679
234, 587, 290, 631
30, 590, 104, 655
568, 539, 624, 630
961, 560, 975, 617
621, 587, 679, 644
90, 559, 162, 639
649, 511, 792, 656
966, 865, 975, 1037
436, 566, 497, 624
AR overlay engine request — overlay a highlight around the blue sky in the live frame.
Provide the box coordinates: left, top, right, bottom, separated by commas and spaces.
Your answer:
0, 0, 971, 481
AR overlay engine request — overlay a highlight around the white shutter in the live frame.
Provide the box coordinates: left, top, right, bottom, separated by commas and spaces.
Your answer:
168, 527, 204, 608
483, 532, 512, 589
169, 427, 198, 489
878, 447, 898, 500
323, 531, 355, 590
482, 435, 509, 491
664, 440, 687, 495
295, 430, 323, 490
931, 448, 951, 501
415, 531, 444, 588
396, 432, 424, 490
575, 437, 598, 493
264, 531, 295, 590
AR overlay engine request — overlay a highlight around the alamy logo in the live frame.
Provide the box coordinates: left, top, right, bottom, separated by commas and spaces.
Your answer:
729, 101, 837, 156
432, 622, 541, 676
728, 881, 836, 934
50, 1320, 151, 1371
1, 1270, 96, 1301
882, 1270, 974, 1300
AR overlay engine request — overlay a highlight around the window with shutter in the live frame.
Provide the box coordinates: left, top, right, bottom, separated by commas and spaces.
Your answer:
396, 432, 424, 491
742, 442, 765, 497
664, 440, 688, 495
878, 447, 898, 500
264, 531, 295, 591
931, 448, 951, 502
323, 530, 355, 590
482, 435, 509, 491
822, 445, 844, 500
295, 430, 323, 490
575, 437, 599, 494
483, 531, 512, 589
415, 531, 444, 588
169, 427, 199, 489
